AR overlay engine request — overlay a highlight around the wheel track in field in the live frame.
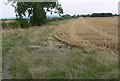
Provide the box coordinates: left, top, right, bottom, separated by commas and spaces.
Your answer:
54, 18, 97, 49
82, 18, 117, 41
53, 17, 118, 53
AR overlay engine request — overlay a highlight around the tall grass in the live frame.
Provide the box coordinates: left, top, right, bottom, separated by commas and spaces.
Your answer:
2, 20, 118, 79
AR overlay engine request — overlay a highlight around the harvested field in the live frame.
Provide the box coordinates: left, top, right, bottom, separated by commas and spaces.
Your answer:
54, 17, 118, 54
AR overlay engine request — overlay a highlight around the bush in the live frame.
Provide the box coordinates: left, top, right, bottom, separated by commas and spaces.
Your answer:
17, 19, 29, 28
8, 21, 20, 29
2, 21, 8, 29
2, 21, 20, 29
58, 17, 64, 20
2, 19, 30, 29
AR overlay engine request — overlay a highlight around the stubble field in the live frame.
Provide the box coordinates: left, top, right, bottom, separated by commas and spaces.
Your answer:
54, 17, 118, 54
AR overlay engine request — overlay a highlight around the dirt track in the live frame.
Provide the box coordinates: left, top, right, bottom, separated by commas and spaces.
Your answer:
54, 17, 118, 53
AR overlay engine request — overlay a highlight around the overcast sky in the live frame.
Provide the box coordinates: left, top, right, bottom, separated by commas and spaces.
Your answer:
0, 0, 120, 18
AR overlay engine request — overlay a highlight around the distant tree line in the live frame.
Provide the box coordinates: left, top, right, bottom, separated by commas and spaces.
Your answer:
61, 13, 119, 19
81, 13, 119, 17
2, 12, 118, 29
90, 13, 113, 17
61, 14, 80, 19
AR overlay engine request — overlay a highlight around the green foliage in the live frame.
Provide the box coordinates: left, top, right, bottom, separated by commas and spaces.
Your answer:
114, 14, 118, 16
12, 2, 63, 26
76, 15, 80, 17
2, 21, 8, 29
8, 21, 20, 29
71, 14, 77, 18
91, 13, 113, 17
81, 14, 90, 17
58, 17, 64, 20
16, 18, 29, 28
11, 56, 32, 79
2, 21, 20, 29
3, 34, 32, 79
81, 13, 113, 17
62, 14, 71, 19
30, 3, 47, 26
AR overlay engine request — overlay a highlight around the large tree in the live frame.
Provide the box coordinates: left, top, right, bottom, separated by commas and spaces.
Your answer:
11, 1, 63, 26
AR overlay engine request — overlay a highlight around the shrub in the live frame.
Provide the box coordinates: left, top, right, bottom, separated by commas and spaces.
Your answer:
2, 21, 8, 29
58, 17, 64, 20
52, 18, 58, 21
8, 21, 20, 29
17, 19, 29, 28
2, 19, 30, 29
2, 21, 20, 29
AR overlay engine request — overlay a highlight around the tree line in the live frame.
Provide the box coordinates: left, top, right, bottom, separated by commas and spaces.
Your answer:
2, 0, 118, 29
60, 13, 118, 18
81, 13, 118, 17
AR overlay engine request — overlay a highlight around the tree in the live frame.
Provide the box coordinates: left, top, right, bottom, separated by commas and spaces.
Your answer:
11, 1, 63, 26
114, 14, 118, 16
71, 14, 77, 18
90, 13, 113, 17
62, 14, 71, 19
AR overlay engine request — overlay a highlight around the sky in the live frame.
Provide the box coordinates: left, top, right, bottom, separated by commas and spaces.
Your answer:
0, 0, 120, 18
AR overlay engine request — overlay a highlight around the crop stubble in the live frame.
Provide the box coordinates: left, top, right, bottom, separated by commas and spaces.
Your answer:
54, 17, 118, 54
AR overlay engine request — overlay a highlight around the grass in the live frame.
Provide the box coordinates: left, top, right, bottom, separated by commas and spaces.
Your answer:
2, 19, 118, 79
0, 28, 2, 80
2, 30, 32, 79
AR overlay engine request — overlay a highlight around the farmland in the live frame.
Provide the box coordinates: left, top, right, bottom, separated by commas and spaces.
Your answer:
2, 17, 118, 79
54, 17, 118, 54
